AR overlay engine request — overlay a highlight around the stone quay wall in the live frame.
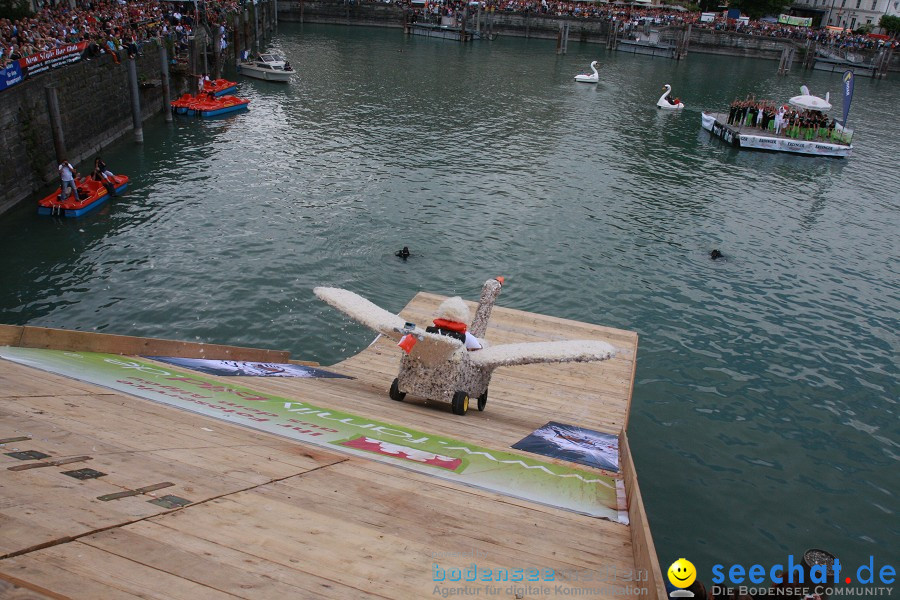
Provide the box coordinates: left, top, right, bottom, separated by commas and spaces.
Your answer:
0, 46, 188, 217
280, 1, 899, 67
0, 0, 275, 219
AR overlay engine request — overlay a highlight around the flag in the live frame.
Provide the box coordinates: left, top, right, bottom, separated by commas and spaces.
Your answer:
841, 70, 854, 127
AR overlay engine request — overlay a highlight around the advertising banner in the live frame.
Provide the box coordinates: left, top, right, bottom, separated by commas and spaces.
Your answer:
18, 42, 89, 77
738, 135, 851, 157
777, 14, 812, 27
145, 356, 352, 378
512, 422, 620, 473
0, 347, 627, 523
841, 70, 854, 126
0, 62, 24, 92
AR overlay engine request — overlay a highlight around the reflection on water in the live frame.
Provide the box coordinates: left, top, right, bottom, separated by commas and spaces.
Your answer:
0, 23, 897, 577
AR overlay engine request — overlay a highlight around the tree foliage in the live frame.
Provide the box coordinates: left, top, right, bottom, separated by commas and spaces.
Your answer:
727, 0, 793, 19
880, 14, 900, 35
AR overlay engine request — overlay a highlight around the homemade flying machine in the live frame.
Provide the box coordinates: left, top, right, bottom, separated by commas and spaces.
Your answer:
314, 278, 617, 416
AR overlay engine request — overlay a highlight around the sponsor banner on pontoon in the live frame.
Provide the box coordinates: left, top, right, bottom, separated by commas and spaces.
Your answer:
18, 42, 88, 77
0, 347, 626, 523
144, 356, 352, 378
709, 120, 738, 146
738, 135, 851, 156
0, 62, 24, 92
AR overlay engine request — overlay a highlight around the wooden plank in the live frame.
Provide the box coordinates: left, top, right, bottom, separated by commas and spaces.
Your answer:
0, 365, 349, 559
0, 325, 24, 347
16, 326, 291, 363
0, 514, 62, 558
0, 571, 68, 600
1, 557, 139, 600
271, 458, 632, 568
80, 526, 364, 599
620, 430, 666, 600
1, 543, 240, 600
149, 463, 634, 598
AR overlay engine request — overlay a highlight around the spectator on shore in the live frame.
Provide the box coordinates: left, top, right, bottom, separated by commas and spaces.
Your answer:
0, 0, 239, 69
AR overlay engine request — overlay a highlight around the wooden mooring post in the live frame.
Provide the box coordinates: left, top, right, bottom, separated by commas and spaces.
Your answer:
125, 56, 143, 143
777, 45, 795, 75
159, 44, 172, 123
803, 41, 817, 69
606, 21, 618, 50
557, 22, 569, 54
675, 24, 690, 60
487, 3, 494, 38
44, 85, 67, 162
874, 47, 892, 79
460, 5, 469, 42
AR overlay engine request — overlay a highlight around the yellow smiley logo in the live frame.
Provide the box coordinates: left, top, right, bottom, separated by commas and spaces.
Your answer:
667, 558, 697, 588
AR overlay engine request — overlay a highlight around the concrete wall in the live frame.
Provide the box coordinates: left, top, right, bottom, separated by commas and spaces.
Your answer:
689, 29, 799, 60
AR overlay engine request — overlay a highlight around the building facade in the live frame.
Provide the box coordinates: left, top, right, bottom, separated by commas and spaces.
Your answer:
792, 0, 900, 30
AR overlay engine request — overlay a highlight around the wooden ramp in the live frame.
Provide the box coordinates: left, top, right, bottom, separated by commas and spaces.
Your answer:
0, 292, 665, 599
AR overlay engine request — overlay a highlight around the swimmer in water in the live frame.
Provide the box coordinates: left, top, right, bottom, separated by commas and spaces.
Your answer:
395, 246, 410, 260
710, 249, 723, 260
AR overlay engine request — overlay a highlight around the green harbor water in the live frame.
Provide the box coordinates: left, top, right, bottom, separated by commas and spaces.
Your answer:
0, 23, 897, 584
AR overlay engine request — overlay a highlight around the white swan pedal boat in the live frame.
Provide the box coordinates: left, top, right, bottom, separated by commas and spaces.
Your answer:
238, 53, 294, 82
574, 61, 599, 84
657, 84, 684, 110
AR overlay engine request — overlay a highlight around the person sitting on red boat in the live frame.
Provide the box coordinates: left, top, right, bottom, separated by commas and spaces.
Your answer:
91, 168, 117, 197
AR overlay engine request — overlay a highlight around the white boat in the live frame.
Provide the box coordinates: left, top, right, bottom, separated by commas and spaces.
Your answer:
237, 53, 294, 82
574, 61, 599, 84
656, 84, 684, 110
700, 86, 853, 158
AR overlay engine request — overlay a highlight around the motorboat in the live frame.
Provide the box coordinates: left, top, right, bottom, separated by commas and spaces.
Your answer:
657, 84, 684, 110
171, 93, 250, 118
237, 53, 294, 82
203, 78, 238, 97
574, 61, 599, 84
37, 175, 129, 217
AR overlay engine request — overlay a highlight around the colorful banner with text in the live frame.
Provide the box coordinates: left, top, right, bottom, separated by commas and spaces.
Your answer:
0, 347, 626, 523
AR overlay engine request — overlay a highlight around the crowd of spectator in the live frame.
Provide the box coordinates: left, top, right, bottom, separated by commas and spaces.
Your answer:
405, 0, 898, 51
0, 0, 243, 69
2, 0, 897, 71
695, 15, 898, 49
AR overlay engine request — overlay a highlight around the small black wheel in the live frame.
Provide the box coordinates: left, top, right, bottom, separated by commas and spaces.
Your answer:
477, 389, 487, 411
389, 378, 406, 402
451, 391, 469, 416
